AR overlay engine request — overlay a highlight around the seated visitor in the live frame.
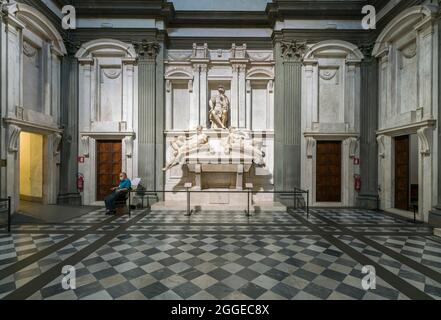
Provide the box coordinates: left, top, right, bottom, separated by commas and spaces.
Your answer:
104, 172, 132, 215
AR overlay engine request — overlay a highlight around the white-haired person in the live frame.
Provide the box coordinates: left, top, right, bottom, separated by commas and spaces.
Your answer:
104, 172, 132, 215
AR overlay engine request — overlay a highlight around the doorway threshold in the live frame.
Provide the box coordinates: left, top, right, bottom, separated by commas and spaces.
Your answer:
385, 208, 423, 222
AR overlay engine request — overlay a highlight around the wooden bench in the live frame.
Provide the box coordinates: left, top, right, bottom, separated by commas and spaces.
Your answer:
115, 190, 130, 216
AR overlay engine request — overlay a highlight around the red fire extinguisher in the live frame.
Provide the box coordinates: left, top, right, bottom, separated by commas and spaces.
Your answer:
77, 173, 84, 192
354, 174, 361, 192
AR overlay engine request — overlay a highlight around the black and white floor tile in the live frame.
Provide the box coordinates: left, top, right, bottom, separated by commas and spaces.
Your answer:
0, 207, 440, 300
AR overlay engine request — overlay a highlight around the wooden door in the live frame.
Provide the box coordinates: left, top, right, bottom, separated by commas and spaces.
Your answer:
96, 140, 122, 201
395, 135, 409, 211
316, 141, 342, 203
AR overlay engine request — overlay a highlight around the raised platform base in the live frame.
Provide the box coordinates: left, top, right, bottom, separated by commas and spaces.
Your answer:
357, 194, 379, 210
151, 201, 287, 213
429, 207, 441, 228
57, 193, 82, 206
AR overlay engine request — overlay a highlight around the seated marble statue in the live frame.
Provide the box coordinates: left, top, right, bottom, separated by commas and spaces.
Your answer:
163, 126, 209, 171
209, 85, 229, 129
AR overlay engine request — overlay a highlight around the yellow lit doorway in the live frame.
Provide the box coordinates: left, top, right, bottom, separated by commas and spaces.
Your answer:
19, 132, 44, 202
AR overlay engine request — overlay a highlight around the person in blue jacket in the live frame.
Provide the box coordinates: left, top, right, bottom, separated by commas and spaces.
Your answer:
104, 172, 131, 215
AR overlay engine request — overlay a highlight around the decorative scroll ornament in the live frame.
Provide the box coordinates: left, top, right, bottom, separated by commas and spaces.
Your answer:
319, 69, 338, 81
192, 43, 208, 59
348, 138, 359, 158
306, 137, 315, 158
23, 41, 38, 58
231, 43, 247, 59
280, 40, 308, 61
124, 136, 133, 158
268, 80, 274, 93
248, 52, 272, 62
401, 42, 417, 59
377, 135, 385, 159
8, 124, 21, 153
53, 133, 62, 156
81, 136, 90, 157
134, 40, 160, 60
417, 127, 431, 156
102, 68, 121, 79
168, 52, 192, 61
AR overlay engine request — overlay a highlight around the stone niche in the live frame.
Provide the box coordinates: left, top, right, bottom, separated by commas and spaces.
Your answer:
163, 44, 275, 205
302, 40, 364, 207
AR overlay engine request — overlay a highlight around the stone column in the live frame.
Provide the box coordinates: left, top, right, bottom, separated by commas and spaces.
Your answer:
274, 40, 307, 196
135, 41, 162, 193
199, 64, 208, 127
429, 21, 441, 226
57, 47, 82, 205
357, 44, 379, 210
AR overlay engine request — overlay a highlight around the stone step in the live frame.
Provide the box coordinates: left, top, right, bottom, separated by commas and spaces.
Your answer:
150, 201, 287, 213
434, 228, 441, 238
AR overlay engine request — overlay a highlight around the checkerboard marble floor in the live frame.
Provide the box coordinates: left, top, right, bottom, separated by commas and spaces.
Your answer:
0, 207, 440, 300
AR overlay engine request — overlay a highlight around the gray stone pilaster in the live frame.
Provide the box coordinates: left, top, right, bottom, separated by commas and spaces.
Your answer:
357, 44, 379, 210
57, 47, 82, 205
135, 41, 163, 195
274, 40, 306, 196
429, 20, 441, 226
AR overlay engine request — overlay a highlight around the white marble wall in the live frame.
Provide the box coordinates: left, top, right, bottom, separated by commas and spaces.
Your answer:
373, 5, 439, 222
301, 40, 364, 207
164, 44, 275, 202
0, 3, 65, 212
76, 39, 138, 205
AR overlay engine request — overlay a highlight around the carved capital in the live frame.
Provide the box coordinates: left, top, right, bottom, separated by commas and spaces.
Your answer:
134, 40, 160, 60
358, 42, 375, 61
280, 40, 308, 62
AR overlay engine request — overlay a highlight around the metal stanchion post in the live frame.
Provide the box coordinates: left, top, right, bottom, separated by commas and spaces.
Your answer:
128, 191, 131, 217
307, 190, 310, 220
293, 191, 296, 211
245, 183, 253, 217
185, 183, 192, 216
247, 189, 250, 217
8, 197, 11, 233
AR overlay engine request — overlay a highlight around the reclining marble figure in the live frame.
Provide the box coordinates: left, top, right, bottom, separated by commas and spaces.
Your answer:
163, 126, 209, 171
222, 128, 266, 166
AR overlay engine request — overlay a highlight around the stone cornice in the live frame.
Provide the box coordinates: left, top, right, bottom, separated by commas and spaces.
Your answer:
3, 117, 63, 135
376, 119, 436, 137
272, 29, 374, 45
169, 11, 270, 28
71, 0, 174, 22
70, 28, 162, 43
266, 0, 368, 25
